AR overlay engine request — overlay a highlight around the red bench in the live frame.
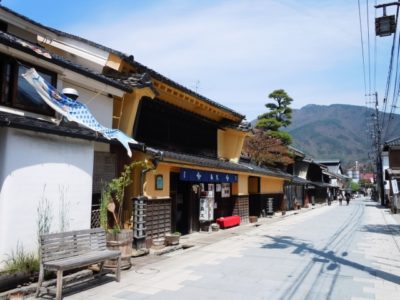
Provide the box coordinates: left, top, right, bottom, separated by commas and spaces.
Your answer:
216, 215, 241, 229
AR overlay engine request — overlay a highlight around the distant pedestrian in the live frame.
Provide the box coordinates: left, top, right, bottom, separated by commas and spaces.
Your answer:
345, 192, 351, 206
338, 193, 343, 205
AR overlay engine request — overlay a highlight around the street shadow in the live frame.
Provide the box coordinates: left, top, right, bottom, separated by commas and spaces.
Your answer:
262, 235, 400, 286
262, 235, 292, 249
361, 224, 400, 236
39, 275, 115, 299
364, 204, 388, 209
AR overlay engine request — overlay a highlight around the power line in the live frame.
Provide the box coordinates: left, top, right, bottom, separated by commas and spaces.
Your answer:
374, 0, 378, 92
358, 0, 368, 97
367, 0, 372, 95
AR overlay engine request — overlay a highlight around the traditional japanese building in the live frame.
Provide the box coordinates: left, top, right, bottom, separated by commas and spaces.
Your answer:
0, 5, 292, 251
0, 5, 147, 265
383, 137, 400, 212
109, 61, 291, 245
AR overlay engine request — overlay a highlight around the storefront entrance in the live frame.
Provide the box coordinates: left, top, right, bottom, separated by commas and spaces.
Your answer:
170, 172, 200, 235
170, 168, 238, 234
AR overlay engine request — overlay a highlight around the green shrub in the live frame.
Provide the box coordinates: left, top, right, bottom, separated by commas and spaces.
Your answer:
3, 243, 39, 275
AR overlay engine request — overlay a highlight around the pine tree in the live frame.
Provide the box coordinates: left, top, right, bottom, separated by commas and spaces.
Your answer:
256, 89, 293, 145
242, 89, 294, 168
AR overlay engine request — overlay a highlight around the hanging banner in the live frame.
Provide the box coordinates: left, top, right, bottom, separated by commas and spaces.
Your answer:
22, 68, 137, 157
180, 168, 238, 183
391, 179, 399, 194
199, 191, 214, 221
221, 183, 231, 198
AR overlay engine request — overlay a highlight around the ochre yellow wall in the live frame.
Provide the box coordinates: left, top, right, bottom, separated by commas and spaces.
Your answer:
217, 128, 247, 162
114, 88, 154, 136
248, 177, 260, 194
232, 174, 248, 195
106, 53, 123, 71
144, 163, 170, 199
260, 177, 284, 194
128, 152, 147, 198
153, 80, 241, 123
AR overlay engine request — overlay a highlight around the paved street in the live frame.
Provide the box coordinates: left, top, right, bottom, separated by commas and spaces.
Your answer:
65, 197, 400, 300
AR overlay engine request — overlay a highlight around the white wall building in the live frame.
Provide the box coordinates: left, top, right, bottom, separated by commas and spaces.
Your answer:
0, 6, 134, 267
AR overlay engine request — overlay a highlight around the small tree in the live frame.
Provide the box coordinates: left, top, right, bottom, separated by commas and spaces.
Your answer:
243, 130, 293, 167
350, 181, 360, 192
256, 90, 293, 126
244, 89, 294, 167
256, 89, 293, 145
100, 161, 147, 232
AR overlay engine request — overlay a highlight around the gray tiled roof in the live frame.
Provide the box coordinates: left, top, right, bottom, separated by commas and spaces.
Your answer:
133, 61, 245, 121
314, 159, 341, 164
384, 136, 400, 147
103, 68, 155, 92
0, 5, 133, 62
291, 176, 312, 185
1, 5, 246, 122
0, 111, 146, 152
0, 30, 132, 92
157, 149, 292, 180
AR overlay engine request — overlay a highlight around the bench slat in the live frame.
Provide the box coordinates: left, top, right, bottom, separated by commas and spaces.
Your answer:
40, 228, 109, 262
41, 238, 106, 251
41, 231, 105, 240
41, 228, 104, 240
43, 250, 121, 271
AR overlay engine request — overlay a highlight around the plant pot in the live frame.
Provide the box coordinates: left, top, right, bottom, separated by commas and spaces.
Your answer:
0, 271, 37, 293
105, 229, 133, 270
249, 216, 258, 223
164, 233, 181, 246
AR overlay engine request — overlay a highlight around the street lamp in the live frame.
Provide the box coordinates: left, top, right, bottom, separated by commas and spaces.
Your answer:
375, 3, 398, 37
376, 15, 396, 36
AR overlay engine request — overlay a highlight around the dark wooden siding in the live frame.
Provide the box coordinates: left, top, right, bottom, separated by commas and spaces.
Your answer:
133, 97, 218, 157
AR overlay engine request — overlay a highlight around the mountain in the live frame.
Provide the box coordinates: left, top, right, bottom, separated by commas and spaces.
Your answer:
281, 104, 400, 169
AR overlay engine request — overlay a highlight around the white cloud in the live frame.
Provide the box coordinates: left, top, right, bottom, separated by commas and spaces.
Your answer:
68, 0, 371, 120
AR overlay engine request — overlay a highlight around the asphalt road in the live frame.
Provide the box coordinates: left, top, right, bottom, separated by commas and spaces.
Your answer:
65, 197, 400, 300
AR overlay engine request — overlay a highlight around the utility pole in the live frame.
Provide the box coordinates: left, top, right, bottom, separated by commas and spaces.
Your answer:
373, 92, 385, 205
374, 2, 399, 205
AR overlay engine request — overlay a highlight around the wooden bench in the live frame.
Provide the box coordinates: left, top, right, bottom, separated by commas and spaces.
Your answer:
36, 228, 121, 300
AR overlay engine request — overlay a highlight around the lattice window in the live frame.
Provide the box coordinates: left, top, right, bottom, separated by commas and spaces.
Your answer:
91, 209, 101, 228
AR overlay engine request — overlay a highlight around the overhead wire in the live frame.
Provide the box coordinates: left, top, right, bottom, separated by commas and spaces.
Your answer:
358, 0, 368, 98
360, 0, 375, 158
367, 0, 372, 95
374, 0, 377, 92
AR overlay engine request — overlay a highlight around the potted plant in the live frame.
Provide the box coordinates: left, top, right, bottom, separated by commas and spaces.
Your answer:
165, 232, 181, 246
0, 244, 39, 293
100, 161, 146, 269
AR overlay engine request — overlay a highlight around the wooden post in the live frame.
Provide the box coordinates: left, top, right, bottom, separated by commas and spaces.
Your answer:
35, 264, 44, 297
56, 270, 63, 300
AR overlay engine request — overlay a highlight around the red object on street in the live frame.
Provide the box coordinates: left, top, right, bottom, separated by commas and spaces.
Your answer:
216, 216, 241, 229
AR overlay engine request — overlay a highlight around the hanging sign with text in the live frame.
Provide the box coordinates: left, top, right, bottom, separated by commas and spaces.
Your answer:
180, 168, 238, 183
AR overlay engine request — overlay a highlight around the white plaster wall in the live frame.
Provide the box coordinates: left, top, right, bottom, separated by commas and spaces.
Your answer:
58, 82, 113, 128
382, 152, 390, 192
0, 128, 94, 268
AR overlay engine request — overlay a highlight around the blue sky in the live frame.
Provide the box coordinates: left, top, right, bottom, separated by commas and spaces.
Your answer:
2, 0, 393, 121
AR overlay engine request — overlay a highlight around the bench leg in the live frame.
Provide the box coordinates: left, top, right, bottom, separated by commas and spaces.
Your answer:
35, 265, 44, 297
116, 256, 121, 282
56, 270, 63, 300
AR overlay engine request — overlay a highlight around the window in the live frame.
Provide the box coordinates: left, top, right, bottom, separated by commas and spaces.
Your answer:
0, 55, 56, 116
0, 20, 7, 32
